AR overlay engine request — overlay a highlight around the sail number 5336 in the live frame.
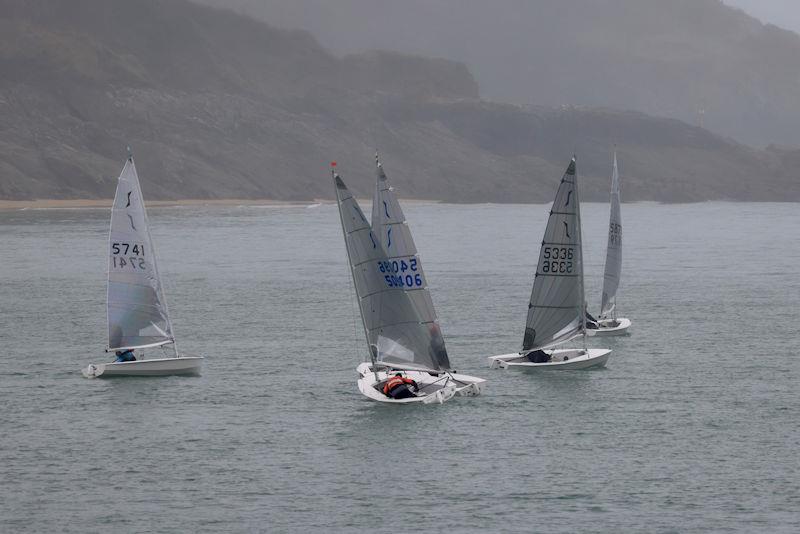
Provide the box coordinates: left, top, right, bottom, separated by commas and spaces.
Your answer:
541, 246, 574, 274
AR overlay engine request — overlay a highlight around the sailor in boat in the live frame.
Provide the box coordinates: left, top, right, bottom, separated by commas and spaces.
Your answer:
114, 349, 136, 363
526, 350, 551, 363
383, 373, 419, 399
585, 310, 600, 330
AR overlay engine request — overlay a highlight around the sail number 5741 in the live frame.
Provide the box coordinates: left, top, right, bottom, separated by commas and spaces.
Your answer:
111, 242, 144, 256
110, 242, 146, 270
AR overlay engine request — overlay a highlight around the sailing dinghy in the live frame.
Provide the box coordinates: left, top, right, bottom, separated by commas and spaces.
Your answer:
488, 158, 611, 370
334, 161, 485, 403
82, 155, 202, 378
587, 152, 631, 337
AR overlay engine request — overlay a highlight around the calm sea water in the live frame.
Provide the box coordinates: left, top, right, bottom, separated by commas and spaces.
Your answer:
1, 202, 798, 533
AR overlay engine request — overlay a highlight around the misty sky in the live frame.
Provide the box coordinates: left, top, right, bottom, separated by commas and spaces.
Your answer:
724, 0, 800, 33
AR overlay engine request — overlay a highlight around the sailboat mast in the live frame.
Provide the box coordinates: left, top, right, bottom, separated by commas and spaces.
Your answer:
332, 165, 379, 380
574, 156, 588, 350
610, 150, 619, 324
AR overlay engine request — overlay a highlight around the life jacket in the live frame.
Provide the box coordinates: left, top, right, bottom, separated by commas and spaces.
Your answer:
383, 375, 414, 395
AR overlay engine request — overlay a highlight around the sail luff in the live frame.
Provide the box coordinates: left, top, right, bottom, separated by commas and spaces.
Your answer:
600, 152, 622, 319
105, 162, 114, 352
574, 157, 587, 346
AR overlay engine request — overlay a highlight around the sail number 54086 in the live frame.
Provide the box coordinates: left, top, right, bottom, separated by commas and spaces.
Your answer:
378, 258, 417, 273
377, 258, 423, 288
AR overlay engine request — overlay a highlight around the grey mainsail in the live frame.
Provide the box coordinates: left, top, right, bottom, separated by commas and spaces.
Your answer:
370, 156, 441, 332
106, 157, 174, 351
522, 158, 585, 352
600, 152, 622, 319
334, 170, 450, 372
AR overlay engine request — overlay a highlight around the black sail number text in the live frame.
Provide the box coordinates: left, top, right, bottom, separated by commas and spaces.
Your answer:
111, 242, 147, 270
541, 246, 574, 274
609, 223, 621, 245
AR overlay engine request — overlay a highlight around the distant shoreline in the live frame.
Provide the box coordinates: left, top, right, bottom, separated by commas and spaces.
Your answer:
0, 198, 325, 210
0, 197, 446, 210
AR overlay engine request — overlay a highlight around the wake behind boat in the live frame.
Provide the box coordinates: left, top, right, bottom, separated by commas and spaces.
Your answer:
334, 159, 485, 403
488, 157, 610, 370
82, 153, 202, 378
587, 151, 631, 337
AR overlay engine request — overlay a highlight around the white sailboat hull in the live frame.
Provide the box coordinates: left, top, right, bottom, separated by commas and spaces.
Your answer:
586, 317, 631, 337
82, 356, 203, 378
356, 362, 486, 404
487, 348, 611, 370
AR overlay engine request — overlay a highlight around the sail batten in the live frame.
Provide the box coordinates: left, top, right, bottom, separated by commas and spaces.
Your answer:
600, 153, 622, 319
522, 158, 585, 352
106, 158, 174, 352
335, 171, 450, 372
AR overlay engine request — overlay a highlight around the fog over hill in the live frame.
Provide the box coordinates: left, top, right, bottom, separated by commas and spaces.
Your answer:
1, 0, 798, 202
200, 0, 800, 148
724, 0, 800, 35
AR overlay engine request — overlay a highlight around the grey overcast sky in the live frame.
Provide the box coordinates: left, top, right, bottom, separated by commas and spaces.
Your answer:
724, 0, 800, 33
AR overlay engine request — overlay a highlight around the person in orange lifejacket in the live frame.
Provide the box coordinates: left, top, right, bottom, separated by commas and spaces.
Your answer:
383, 373, 419, 399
